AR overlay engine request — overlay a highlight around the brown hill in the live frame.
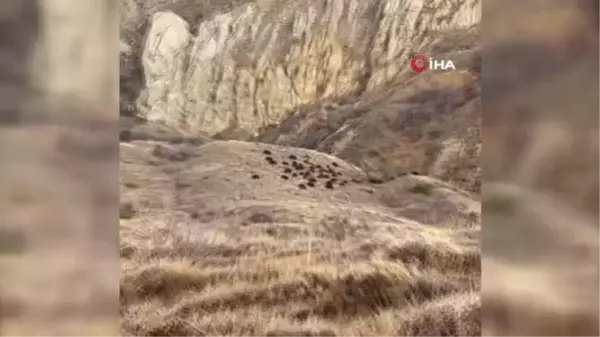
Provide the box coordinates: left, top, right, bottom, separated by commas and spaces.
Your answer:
120, 139, 480, 336
118, 0, 482, 335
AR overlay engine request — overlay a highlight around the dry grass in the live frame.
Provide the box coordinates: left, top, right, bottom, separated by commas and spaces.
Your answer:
119, 147, 481, 336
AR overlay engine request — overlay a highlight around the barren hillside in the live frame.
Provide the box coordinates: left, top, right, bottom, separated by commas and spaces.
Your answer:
119, 0, 482, 335
120, 140, 480, 335
121, 0, 481, 192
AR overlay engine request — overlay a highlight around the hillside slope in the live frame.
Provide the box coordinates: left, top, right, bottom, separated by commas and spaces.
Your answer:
121, 0, 481, 192
119, 0, 482, 335
255, 57, 480, 192
119, 139, 480, 336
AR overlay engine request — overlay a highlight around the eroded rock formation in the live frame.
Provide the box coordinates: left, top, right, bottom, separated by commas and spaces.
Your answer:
132, 0, 480, 137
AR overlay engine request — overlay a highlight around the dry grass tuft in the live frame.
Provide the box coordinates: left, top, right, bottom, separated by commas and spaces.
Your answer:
120, 206, 480, 335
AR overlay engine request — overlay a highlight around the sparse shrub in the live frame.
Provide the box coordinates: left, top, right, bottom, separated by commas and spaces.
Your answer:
123, 181, 140, 189
247, 212, 274, 224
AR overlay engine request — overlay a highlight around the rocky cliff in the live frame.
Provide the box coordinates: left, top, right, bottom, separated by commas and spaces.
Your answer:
120, 0, 481, 191
119, 3, 483, 335
123, 0, 479, 137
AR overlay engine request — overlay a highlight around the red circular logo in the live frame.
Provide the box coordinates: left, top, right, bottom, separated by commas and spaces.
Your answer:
410, 54, 428, 73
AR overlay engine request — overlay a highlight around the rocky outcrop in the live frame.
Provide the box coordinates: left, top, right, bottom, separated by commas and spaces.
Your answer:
135, 0, 480, 137
139, 12, 192, 123
254, 56, 482, 191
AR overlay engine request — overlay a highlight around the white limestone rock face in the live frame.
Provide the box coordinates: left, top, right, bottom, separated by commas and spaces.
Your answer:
138, 12, 191, 127
136, 0, 481, 137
